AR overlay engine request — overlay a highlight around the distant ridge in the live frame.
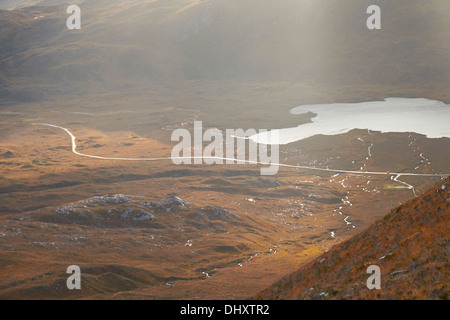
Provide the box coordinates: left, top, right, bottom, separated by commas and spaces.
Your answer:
1, 0, 450, 103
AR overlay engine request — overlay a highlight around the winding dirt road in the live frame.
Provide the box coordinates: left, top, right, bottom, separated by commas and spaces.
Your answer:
32, 123, 449, 181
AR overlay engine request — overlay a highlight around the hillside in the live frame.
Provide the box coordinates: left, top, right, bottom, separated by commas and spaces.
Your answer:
1, 0, 450, 105
256, 177, 449, 300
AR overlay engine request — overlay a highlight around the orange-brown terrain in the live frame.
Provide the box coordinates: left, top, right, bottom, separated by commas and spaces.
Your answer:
256, 177, 449, 300
0, 0, 449, 300
0, 110, 447, 299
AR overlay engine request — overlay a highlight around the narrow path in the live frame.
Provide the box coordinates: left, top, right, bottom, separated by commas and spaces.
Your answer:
32, 123, 450, 179
392, 174, 416, 196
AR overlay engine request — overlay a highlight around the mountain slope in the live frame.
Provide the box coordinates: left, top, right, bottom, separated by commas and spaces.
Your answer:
1, 0, 449, 103
256, 177, 449, 300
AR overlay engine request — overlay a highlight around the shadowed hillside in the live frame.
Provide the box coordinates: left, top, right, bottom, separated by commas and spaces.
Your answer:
256, 177, 449, 300
1, 0, 449, 104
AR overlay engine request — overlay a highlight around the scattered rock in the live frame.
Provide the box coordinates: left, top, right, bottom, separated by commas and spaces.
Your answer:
88, 194, 131, 205
120, 208, 156, 222
141, 196, 190, 212
27, 241, 46, 247
202, 207, 240, 221
390, 270, 408, 276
